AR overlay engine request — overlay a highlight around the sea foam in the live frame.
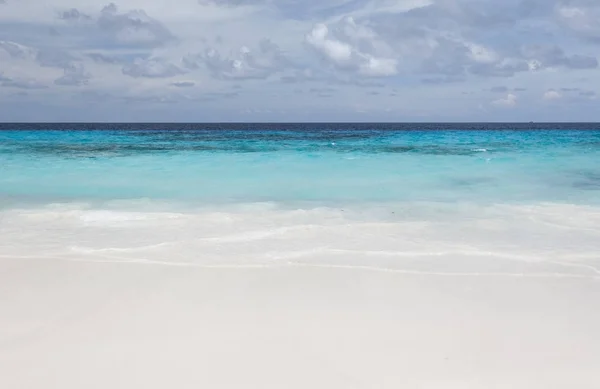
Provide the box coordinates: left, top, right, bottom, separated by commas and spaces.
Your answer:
1, 201, 598, 278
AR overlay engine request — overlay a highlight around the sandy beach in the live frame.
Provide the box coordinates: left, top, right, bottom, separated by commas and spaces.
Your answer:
2, 257, 600, 389
2, 127, 600, 388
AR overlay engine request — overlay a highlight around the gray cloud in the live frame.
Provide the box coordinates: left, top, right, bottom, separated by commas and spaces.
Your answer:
521, 44, 598, 69
54, 64, 91, 86
184, 39, 290, 80
308, 87, 336, 97
490, 86, 509, 93
555, 87, 597, 99
330, 77, 386, 88
279, 69, 317, 84
121, 94, 179, 104
0, 73, 47, 89
305, 10, 564, 82
565, 55, 599, 69
171, 81, 196, 88
280, 67, 387, 88
123, 90, 240, 104
419, 38, 469, 77
2, 79, 47, 89
417, 38, 589, 81
438, 46, 526, 80
195, 91, 239, 102
198, 0, 264, 6
421, 76, 466, 84
471, 61, 531, 77
197, 0, 387, 21
317, 0, 598, 82
59, 8, 91, 21
487, 86, 528, 93
2, 42, 82, 70
556, 0, 600, 43
122, 57, 185, 78
36, 49, 75, 68
0, 40, 34, 59
87, 53, 121, 64
97, 3, 175, 47
371, 0, 553, 37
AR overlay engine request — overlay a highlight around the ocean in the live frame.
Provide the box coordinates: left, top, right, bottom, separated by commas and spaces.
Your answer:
1, 123, 599, 276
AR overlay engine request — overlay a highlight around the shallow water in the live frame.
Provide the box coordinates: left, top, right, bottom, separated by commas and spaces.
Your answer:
1, 123, 599, 274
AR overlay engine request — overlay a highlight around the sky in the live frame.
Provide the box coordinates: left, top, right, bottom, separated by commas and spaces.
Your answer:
1, 0, 599, 122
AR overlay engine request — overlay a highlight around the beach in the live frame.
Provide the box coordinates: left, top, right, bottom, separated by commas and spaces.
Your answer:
2, 256, 600, 389
1, 125, 600, 388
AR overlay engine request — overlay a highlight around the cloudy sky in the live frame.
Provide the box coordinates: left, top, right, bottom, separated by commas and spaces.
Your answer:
1, 0, 599, 121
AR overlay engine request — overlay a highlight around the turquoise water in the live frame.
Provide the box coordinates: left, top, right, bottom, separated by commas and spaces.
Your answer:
1, 125, 599, 207
1, 124, 600, 272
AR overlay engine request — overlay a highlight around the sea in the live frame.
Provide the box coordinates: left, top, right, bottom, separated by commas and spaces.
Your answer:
1, 123, 599, 276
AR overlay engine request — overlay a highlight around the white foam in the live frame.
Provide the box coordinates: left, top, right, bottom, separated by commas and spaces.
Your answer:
1, 201, 599, 277
79, 210, 150, 224
70, 242, 174, 254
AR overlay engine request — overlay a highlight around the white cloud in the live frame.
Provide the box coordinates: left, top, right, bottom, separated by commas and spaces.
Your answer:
466, 43, 499, 64
492, 93, 518, 107
556, 2, 600, 42
359, 56, 397, 76
543, 90, 562, 100
306, 24, 353, 65
305, 18, 398, 77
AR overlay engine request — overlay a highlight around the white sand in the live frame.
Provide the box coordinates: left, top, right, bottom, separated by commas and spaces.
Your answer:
2, 202, 600, 387
2, 257, 600, 389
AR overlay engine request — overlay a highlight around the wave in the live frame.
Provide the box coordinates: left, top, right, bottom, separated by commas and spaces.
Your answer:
1, 201, 599, 277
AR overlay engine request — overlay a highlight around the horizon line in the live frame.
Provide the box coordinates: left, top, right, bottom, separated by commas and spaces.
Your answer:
2, 121, 600, 125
